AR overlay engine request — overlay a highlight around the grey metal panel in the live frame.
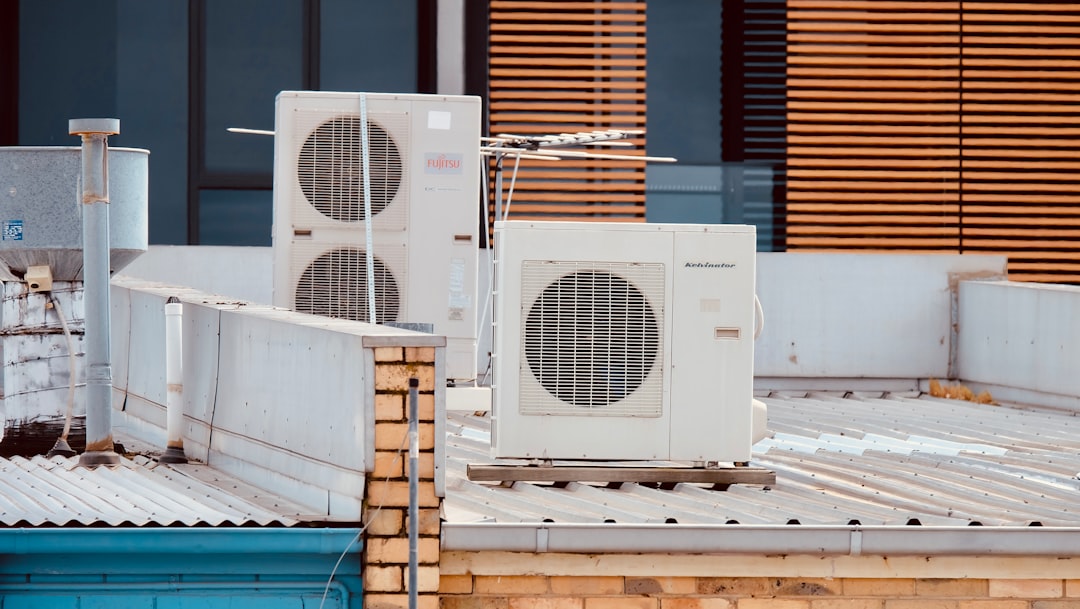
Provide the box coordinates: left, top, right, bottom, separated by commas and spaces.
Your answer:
0, 454, 311, 527
0, 148, 148, 279
444, 393, 1080, 528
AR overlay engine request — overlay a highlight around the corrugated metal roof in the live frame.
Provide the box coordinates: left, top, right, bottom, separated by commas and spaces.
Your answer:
444, 391, 1080, 527
0, 454, 320, 527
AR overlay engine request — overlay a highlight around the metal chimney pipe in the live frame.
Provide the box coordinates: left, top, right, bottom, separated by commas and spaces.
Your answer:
70, 118, 121, 467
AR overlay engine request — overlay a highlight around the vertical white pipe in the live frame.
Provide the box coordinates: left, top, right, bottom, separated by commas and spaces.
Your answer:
70, 118, 121, 467
160, 296, 188, 463
359, 94, 377, 324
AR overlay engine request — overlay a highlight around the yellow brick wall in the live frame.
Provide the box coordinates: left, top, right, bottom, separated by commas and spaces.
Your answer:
368, 345, 1077, 609
438, 573, 1080, 609
365, 345, 439, 609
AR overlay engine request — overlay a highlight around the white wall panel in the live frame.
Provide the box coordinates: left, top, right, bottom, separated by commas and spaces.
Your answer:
754, 253, 1007, 379
958, 281, 1080, 401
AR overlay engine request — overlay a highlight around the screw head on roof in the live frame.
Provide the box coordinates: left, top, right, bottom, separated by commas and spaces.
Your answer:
69, 118, 120, 136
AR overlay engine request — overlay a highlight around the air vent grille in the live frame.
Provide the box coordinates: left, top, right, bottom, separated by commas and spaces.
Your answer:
520, 261, 664, 416
293, 246, 403, 323
291, 110, 410, 230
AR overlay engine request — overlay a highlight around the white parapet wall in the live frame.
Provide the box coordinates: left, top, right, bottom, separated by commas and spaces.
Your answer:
109, 275, 446, 519
121, 246, 1021, 390
957, 280, 1080, 411
118, 245, 273, 304
753, 252, 1008, 384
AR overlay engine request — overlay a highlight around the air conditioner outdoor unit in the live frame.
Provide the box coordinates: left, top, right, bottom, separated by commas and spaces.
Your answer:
272, 91, 481, 381
491, 221, 758, 462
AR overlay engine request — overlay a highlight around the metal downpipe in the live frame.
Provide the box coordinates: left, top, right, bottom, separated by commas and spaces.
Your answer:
70, 118, 121, 467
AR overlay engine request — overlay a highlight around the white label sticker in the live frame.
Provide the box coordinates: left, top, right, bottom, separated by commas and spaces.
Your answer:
448, 257, 470, 319
428, 110, 452, 130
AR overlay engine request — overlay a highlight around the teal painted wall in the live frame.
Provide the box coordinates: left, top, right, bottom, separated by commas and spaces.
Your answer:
0, 528, 363, 609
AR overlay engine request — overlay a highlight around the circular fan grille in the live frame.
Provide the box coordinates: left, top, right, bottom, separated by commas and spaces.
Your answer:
294, 248, 400, 323
298, 117, 402, 222
524, 270, 660, 407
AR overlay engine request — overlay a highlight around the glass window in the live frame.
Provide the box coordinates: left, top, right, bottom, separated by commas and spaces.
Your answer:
320, 0, 418, 92
203, 0, 304, 175
199, 189, 272, 246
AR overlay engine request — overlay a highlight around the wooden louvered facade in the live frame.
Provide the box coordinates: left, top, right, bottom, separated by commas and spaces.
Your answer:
786, 1, 1080, 283
487, 0, 648, 223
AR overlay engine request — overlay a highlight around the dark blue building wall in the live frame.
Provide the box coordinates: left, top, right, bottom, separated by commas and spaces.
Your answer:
13, 0, 785, 248
15, 0, 420, 246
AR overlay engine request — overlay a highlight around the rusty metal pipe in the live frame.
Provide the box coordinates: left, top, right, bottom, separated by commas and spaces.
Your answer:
70, 118, 121, 467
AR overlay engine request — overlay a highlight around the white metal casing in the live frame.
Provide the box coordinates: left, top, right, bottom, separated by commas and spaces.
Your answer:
272, 91, 481, 381
492, 221, 757, 462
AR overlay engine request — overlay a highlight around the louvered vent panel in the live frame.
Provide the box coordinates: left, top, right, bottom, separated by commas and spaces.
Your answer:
961, 2, 1080, 283
488, 1, 648, 224
745, 0, 791, 163
291, 110, 410, 231
744, 0, 791, 251
290, 242, 406, 324
785, 0, 963, 251
519, 260, 664, 417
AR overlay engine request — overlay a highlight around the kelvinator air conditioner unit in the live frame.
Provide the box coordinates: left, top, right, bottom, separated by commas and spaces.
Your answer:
491, 221, 758, 462
272, 91, 481, 381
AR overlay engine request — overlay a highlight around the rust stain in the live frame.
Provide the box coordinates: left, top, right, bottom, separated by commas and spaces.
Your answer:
1, 419, 86, 458
84, 437, 116, 452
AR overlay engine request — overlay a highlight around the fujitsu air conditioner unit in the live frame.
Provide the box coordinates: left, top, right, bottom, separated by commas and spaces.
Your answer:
272, 91, 481, 381
491, 221, 758, 462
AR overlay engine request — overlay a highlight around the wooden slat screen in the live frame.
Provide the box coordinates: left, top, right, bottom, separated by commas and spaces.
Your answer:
786, 1, 1080, 283
742, 0, 792, 251
786, 1, 963, 252
961, 2, 1080, 282
488, 0, 648, 224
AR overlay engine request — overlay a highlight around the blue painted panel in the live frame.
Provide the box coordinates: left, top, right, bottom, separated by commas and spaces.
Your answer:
2, 591, 341, 609
4, 595, 80, 609
11, 553, 354, 577
0, 529, 362, 609
0, 528, 361, 557
156, 591, 333, 608
80, 595, 155, 609
28, 574, 104, 584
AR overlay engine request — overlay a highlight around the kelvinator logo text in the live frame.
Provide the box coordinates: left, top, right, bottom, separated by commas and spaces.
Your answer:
684, 262, 736, 269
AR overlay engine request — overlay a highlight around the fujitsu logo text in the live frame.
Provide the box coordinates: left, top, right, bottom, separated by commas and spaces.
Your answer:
424, 152, 464, 174
427, 155, 460, 170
